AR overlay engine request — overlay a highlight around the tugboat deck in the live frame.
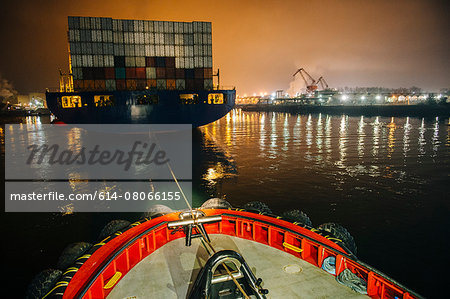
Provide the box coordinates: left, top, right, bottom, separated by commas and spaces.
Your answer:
107, 234, 366, 299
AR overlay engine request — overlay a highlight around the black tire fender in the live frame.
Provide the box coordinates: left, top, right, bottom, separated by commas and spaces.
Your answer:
317, 222, 357, 255
56, 242, 93, 270
281, 210, 313, 227
98, 219, 131, 240
200, 198, 233, 209
243, 201, 272, 214
25, 269, 62, 299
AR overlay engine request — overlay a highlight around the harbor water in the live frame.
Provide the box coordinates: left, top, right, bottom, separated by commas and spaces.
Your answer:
1, 110, 449, 297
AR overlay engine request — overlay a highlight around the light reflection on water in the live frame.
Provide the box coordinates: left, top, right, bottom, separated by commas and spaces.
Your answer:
200, 110, 450, 210
1, 113, 449, 297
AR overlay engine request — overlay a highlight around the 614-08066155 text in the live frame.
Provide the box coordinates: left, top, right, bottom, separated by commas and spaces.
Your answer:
9, 191, 181, 201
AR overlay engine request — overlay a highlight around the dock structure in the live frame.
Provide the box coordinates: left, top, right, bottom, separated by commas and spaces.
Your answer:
237, 92, 448, 106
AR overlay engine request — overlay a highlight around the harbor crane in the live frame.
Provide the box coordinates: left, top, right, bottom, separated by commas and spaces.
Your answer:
293, 68, 318, 93
316, 76, 329, 90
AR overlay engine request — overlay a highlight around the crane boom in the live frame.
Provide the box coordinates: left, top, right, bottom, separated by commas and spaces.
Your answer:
293, 68, 317, 93
316, 76, 329, 90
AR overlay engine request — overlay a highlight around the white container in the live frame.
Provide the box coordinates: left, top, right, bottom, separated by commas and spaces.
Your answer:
176, 79, 186, 90
125, 56, 136, 67
124, 44, 133, 56
80, 17, 88, 29
72, 67, 82, 80
166, 45, 174, 56
135, 56, 145, 67
146, 67, 156, 79
105, 80, 116, 91
101, 18, 112, 30
113, 44, 123, 56
104, 55, 114, 67
204, 79, 213, 90
143, 21, 150, 32
149, 44, 156, 56
92, 55, 100, 67
113, 19, 123, 31
156, 79, 166, 89
71, 55, 80, 67
135, 32, 144, 44
167, 22, 174, 33
69, 29, 80, 42
113, 32, 123, 43
86, 55, 94, 67
207, 56, 212, 68
69, 43, 78, 54
144, 32, 151, 44
165, 33, 175, 45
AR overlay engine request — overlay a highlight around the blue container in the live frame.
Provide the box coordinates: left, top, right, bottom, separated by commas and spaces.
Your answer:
114, 56, 125, 67
185, 68, 194, 79
115, 67, 126, 79
156, 57, 166, 67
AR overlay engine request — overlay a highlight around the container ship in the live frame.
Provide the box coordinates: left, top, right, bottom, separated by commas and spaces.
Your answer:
27, 199, 422, 299
45, 17, 235, 127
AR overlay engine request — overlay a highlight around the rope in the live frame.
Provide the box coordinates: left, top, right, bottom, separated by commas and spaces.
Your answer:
195, 223, 250, 299
151, 130, 250, 299
336, 269, 367, 294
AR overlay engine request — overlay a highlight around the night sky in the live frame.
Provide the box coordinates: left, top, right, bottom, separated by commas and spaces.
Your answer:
0, 0, 448, 94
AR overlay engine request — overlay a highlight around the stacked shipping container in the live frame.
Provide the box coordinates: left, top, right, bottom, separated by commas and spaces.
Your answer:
68, 17, 214, 92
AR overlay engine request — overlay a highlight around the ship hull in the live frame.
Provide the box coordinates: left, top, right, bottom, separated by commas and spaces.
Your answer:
45, 89, 235, 127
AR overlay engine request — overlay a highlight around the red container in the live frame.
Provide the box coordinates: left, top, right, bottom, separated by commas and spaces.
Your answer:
175, 69, 185, 79
94, 80, 106, 91
203, 67, 213, 79
194, 78, 203, 89
126, 79, 137, 90
116, 79, 126, 90
185, 79, 194, 90
93, 68, 105, 80
165, 68, 175, 78
156, 67, 166, 79
146, 79, 157, 89
194, 68, 204, 79
165, 57, 175, 68
136, 79, 147, 90
84, 80, 95, 91
166, 79, 176, 90
126, 68, 136, 79
145, 57, 155, 67
83, 67, 94, 80
73, 80, 84, 91
104, 67, 115, 79
135, 67, 146, 79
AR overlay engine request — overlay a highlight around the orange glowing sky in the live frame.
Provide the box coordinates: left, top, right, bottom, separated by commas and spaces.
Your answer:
0, 0, 448, 94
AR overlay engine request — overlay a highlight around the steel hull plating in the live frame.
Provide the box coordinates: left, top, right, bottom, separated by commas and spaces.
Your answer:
45, 89, 235, 127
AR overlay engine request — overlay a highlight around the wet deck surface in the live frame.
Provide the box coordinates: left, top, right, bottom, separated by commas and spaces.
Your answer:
107, 235, 367, 299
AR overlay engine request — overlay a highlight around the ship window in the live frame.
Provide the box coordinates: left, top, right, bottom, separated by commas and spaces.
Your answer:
136, 94, 159, 105
94, 95, 115, 107
207, 93, 224, 104
180, 94, 199, 105
61, 96, 82, 108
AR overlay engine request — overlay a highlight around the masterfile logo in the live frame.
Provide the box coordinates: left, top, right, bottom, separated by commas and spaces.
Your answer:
4, 124, 193, 212
5, 124, 191, 180
26, 141, 170, 171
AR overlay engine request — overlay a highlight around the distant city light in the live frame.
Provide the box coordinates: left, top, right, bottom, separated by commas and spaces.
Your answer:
361, 96, 366, 100
341, 95, 348, 101
376, 95, 381, 100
